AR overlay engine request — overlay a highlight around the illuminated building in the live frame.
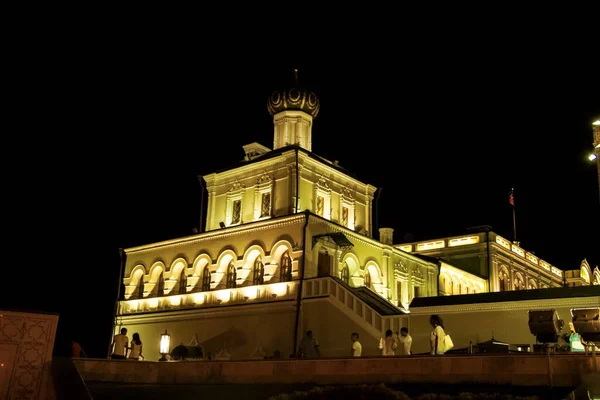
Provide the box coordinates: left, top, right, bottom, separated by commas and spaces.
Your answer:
114, 77, 598, 361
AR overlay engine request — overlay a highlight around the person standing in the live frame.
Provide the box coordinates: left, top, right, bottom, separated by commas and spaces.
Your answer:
298, 330, 320, 358
430, 315, 446, 355
110, 327, 129, 359
379, 329, 397, 356
128, 333, 143, 360
350, 332, 362, 357
397, 327, 412, 355
568, 322, 586, 352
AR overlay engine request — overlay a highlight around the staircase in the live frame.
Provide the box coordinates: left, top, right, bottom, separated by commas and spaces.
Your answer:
302, 277, 407, 343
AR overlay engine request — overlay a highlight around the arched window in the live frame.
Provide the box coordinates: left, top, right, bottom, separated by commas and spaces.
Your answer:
157, 272, 165, 297
226, 262, 237, 288
514, 275, 524, 291
465, 286, 470, 294
340, 263, 350, 285
457, 283, 462, 295
137, 277, 145, 299
179, 269, 187, 295
364, 272, 371, 288
499, 271, 509, 292
253, 257, 264, 285
201, 266, 211, 292
280, 251, 292, 282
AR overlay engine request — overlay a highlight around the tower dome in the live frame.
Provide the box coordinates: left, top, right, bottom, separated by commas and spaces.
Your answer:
267, 69, 320, 118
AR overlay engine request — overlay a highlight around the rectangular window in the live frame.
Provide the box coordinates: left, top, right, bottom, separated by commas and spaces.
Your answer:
260, 192, 271, 217
342, 206, 349, 227
414, 286, 421, 298
316, 195, 325, 217
232, 200, 241, 224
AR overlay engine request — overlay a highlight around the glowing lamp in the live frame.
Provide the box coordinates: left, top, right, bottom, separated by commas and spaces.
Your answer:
159, 329, 171, 361
589, 153, 597, 161
593, 120, 600, 126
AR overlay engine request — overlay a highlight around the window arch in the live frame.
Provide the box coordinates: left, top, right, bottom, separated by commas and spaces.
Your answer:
280, 251, 292, 282
157, 272, 165, 297
253, 257, 264, 285
179, 269, 188, 295
514, 274, 524, 291
440, 275, 446, 294
364, 271, 371, 288
226, 262, 237, 289
201, 265, 211, 292
340, 263, 350, 285
499, 270, 509, 292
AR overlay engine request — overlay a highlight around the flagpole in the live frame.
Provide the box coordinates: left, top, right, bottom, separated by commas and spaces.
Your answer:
511, 186, 517, 243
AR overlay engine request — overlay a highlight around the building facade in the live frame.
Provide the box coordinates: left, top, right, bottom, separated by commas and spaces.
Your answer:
116, 82, 444, 361
395, 229, 566, 294
114, 79, 597, 361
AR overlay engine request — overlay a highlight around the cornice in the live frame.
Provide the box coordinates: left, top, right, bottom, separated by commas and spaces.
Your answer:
125, 214, 306, 255
409, 296, 600, 315
210, 151, 295, 182
299, 153, 371, 190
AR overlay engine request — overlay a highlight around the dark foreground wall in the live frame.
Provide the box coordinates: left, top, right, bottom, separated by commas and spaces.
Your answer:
74, 354, 599, 388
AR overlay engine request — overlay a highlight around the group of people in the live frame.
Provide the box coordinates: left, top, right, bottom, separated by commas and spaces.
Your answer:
297, 314, 450, 358
109, 327, 144, 360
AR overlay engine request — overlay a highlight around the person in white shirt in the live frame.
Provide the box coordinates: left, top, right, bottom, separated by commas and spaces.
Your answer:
379, 329, 397, 356
396, 327, 412, 355
110, 327, 129, 359
350, 332, 362, 357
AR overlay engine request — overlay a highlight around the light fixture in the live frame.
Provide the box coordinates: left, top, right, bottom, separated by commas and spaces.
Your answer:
527, 309, 564, 345
159, 329, 171, 361
593, 120, 600, 126
589, 154, 598, 161
571, 307, 600, 344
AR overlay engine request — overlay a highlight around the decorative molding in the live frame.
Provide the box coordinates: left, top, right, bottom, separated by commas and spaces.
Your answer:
228, 180, 246, 193
125, 214, 307, 255
412, 266, 424, 280
257, 172, 272, 185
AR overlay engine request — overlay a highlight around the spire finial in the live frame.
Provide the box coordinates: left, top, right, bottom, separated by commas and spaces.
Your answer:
293, 68, 299, 86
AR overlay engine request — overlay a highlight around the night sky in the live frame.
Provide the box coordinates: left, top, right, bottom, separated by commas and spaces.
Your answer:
3, 41, 598, 358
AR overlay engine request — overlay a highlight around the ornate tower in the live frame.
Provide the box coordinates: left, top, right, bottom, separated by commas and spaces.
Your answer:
267, 69, 320, 152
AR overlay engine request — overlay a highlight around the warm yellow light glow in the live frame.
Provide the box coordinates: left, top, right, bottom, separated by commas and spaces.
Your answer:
539, 260, 551, 271
169, 296, 181, 306
495, 236, 511, 249
159, 330, 171, 355
271, 282, 288, 297
193, 293, 204, 304
589, 153, 598, 161
129, 300, 139, 312
593, 120, 600, 125
217, 289, 231, 303
241, 286, 258, 300
398, 245, 412, 252
526, 253, 539, 265
148, 298, 159, 308
551, 267, 563, 277
511, 245, 525, 257
448, 236, 480, 247
416, 240, 445, 251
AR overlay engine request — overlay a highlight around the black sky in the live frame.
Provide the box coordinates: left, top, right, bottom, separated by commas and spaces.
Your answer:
3, 35, 599, 357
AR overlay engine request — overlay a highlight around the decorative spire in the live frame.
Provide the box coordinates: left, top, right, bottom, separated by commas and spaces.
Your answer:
293, 68, 299, 86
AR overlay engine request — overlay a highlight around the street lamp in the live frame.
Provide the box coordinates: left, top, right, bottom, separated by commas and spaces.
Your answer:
159, 329, 171, 361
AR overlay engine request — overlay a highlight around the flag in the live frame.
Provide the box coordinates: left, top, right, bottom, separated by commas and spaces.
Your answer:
508, 189, 514, 206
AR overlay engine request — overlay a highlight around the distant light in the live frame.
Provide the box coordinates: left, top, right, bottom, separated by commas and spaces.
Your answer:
589, 153, 598, 161
517, 347, 522, 351
593, 120, 600, 126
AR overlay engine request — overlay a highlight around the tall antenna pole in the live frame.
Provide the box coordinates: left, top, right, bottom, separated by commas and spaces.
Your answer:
509, 186, 517, 243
